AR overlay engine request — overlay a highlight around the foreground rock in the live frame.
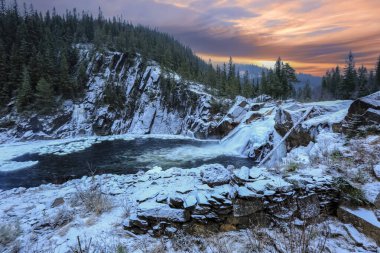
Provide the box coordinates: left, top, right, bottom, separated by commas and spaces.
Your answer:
123, 165, 341, 236
0, 163, 378, 253
342, 91, 380, 136
337, 206, 380, 245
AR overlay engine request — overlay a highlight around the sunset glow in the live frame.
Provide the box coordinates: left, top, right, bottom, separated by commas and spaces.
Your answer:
22, 0, 380, 75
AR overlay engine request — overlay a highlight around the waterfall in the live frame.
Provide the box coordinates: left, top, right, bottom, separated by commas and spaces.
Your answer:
219, 115, 276, 157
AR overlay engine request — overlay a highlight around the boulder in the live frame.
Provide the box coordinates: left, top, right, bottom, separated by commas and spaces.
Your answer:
337, 206, 380, 245
297, 194, 320, 219
183, 195, 197, 209
129, 213, 149, 229
51, 197, 65, 208
342, 92, 380, 135
232, 166, 250, 184
249, 167, 264, 179
246, 180, 271, 193
137, 202, 190, 223
200, 164, 231, 186
274, 108, 313, 150
233, 199, 263, 217
373, 164, 380, 179
169, 194, 184, 208
237, 186, 262, 199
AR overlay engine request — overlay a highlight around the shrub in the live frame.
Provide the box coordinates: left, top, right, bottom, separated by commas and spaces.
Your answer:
0, 221, 21, 246
51, 206, 74, 228
72, 184, 112, 215
286, 162, 300, 172
330, 150, 343, 161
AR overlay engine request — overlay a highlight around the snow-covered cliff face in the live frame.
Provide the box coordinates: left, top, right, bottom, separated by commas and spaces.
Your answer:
0, 47, 227, 143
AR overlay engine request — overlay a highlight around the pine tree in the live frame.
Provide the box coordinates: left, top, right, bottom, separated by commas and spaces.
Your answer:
357, 65, 368, 98
302, 80, 312, 101
16, 66, 33, 111
241, 70, 253, 98
259, 70, 268, 95
35, 77, 54, 112
368, 70, 376, 93
0, 39, 7, 105
76, 62, 88, 92
341, 51, 357, 99
375, 55, 380, 90
59, 53, 73, 98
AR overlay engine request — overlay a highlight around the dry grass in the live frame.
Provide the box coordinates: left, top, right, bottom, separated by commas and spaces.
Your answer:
0, 221, 21, 246
71, 183, 112, 215
51, 206, 74, 228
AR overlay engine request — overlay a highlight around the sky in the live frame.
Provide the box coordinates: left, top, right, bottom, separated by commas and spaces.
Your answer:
19, 0, 380, 76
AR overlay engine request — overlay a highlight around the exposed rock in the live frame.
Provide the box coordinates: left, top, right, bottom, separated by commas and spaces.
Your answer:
232, 166, 250, 184
137, 202, 190, 223
169, 195, 184, 208
136, 190, 159, 203
200, 164, 231, 186
375, 194, 380, 209
249, 167, 264, 179
219, 224, 236, 232
373, 164, 380, 179
343, 224, 378, 251
183, 195, 197, 209
0, 49, 226, 143
156, 194, 167, 203
337, 206, 380, 245
233, 199, 263, 217
246, 180, 271, 193
244, 112, 262, 124
129, 213, 149, 229
51, 197, 65, 208
274, 108, 313, 150
193, 205, 211, 215
196, 193, 210, 206
237, 186, 261, 199
297, 194, 320, 219
342, 92, 380, 135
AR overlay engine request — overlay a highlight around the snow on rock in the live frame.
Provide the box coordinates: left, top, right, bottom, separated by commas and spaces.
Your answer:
0, 160, 38, 172
338, 206, 380, 246
0, 162, 377, 252
374, 164, 380, 179
200, 164, 232, 186
0, 49, 221, 143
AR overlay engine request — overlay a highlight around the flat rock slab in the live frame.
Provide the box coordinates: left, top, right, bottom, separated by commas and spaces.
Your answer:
337, 206, 380, 245
183, 195, 197, 209
137, 202, 190, 223
200, 164, 231, 186
233, 166, 250, 183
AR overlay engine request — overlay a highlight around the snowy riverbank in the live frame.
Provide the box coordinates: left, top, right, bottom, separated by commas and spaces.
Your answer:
1, 164, 378, 253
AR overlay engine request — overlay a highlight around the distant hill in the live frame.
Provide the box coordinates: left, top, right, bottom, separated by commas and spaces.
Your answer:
236, 64, 322, 99
236, 64, 321, 85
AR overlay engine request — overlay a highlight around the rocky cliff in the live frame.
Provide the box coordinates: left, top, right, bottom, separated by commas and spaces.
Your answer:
0, 45, 227, 143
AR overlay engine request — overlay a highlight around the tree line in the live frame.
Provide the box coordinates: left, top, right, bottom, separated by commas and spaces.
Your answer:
321, 51, 380, 100
0, 0, 306, 115
4, 0, 357, 115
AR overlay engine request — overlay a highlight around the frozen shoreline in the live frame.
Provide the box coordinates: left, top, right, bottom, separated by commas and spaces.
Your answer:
0, 164, 378, 253
0, 134, 209, 173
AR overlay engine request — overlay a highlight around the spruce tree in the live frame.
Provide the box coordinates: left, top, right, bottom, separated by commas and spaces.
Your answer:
376, 55, 380, 90
302, 80, 312, 101
59, 54, 73, 98
16, 66, 33, 111
76, 62, 88, 92
0, 39, 7, 105
35, 77, 54, 113
357, 65, 368, 98
341, 51, 357, 99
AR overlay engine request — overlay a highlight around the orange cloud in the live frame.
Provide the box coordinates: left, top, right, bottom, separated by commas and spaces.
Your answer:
22, 0, 380, 75
166, 0, 380, 75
